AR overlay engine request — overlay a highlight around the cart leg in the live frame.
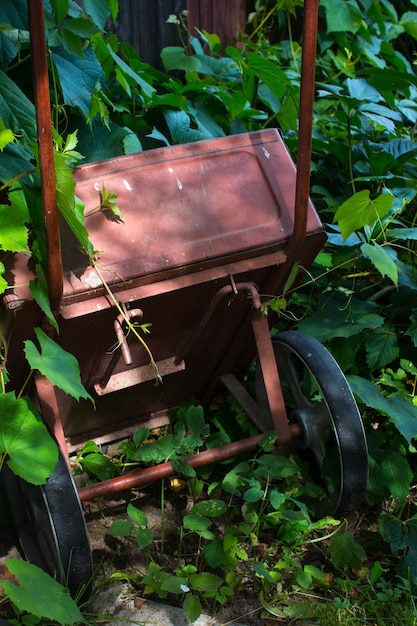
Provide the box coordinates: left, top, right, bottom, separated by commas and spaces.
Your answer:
251, 312, 291, 445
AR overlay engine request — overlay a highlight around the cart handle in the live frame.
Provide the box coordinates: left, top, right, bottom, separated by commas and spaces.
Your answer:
285, 0, 319, 258
28, 0, 63, 315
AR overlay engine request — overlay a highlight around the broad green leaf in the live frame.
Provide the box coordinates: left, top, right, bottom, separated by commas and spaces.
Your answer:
329, 531, 366, 569
347, 78, 381, 102
296, 571, 313, 589
81, 452, 116, 480
186, 404, 209, 437
161, 575, 189, 594
202, 539, 225, 568
365, 328, 399, 370
246, 52, 288, 100
183, 513, 212, 533
107, 44, 156, 98
334, 190, 394, 240
191, 499, 227, 517
190, 572, 223, 594
0, 127, 13, 150
127, 503, 148, 527
24, 328, 93, 403
164, 109, 211, 144
252, 561, 276, 583
160, 46, 202, 73
84, 0, 112, 29
171, 457, 196, 478
361, 242, 398, 285
54, 151, 92, 256
0, 188, 30, 252
379, 514, 408, 553
136, 527, 153, 548
0, 70, 36, 141
0, 393, 58, 484
298, 301, 384, 342
243, 486, 264, 502
108, 518, 133, 537
29, 264, 59, 332
132, 441, 165, 464
321, 0, 363, 33
348, 375, 417, 444
184, 593, 202, 623
400, 11, 417, 39
3, 560, 83, 625
52, 45, 104, 118
389, 228, 417, 241
381, 450, 413, 502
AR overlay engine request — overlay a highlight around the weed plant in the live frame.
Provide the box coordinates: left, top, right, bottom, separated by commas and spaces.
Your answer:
0, 0, 417, 623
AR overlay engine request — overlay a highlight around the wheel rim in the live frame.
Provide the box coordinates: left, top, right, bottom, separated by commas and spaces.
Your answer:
256, 330, 368, 517
3, 445, 93, 598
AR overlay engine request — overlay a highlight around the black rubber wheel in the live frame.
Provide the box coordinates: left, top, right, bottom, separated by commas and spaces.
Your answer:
256, 330, 368, 517
2, 442, 93, 599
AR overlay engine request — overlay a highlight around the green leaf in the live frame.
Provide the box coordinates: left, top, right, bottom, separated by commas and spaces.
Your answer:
108, 518, 133, 537
3, 560, 83, 625
321, 0, 363, 33
191, 499, 227, 517
202, 539, 225, 568
246, 53, 288, 100
0, 189, 30, 252
379, 515, 407, 553
186, 404, 209, 437
171, 457, 196, 478
0, 127, 14, 150
183, 593, 202, 623
183, 513, 213, 533
348, 375, 417, 444
361, 242, 398, 285
243, 486, 264, 502
84, 0, 112, 29
127, 503, 148, 527
0, 394, 58, 484
161, 575, 189, 595
334, 190, 394, 240
329, 531, 366, 569
252, 561, 276, 583
29, 264, 59, 332
400, 11, 417, 39
107, 45, 156, 98
365, 328, 399, 370
136, 527, 153, 548
160, 46, 202, 73
298, 301, 384, 342
54, 151, 92, 255
190, 572, 223, 594
380, 450, 413, 502
81, 452, 116, 480
0, 70, 36, 141
52, 45, 104, 118
24, 328, 93, 403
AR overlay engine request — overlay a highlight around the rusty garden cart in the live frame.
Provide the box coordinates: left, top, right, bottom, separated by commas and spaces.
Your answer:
1, 0, 368, 598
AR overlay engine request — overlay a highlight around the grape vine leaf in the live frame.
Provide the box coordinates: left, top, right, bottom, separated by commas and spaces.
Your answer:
334, 190, 393, 240
3, 559, 84, 625
24, 328, 93, 403
0, 393, 58, 484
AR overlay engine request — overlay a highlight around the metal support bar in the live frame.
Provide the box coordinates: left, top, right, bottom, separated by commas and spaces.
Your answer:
78, 433, 267, 501
251, 312, 291, 445
285, 0, 319, 258
27, 0, 63, 314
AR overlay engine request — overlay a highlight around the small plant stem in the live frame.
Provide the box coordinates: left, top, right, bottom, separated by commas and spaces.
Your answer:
0, 169, 37, 192
92, 261, 161, 382
160, 478, 165, 555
